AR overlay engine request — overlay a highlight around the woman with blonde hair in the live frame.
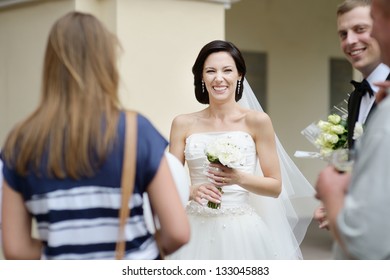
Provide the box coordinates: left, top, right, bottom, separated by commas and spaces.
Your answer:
1, 11, 189, 260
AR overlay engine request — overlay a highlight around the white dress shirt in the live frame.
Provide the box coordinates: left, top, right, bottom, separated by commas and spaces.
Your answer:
359, 63, 390, 124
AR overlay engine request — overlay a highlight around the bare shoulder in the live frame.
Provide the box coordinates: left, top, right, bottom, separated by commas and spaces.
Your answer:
243, 110, 275, 141
244, 110, 272, 127
170, 111, 205, 138
171, 112, 199, 129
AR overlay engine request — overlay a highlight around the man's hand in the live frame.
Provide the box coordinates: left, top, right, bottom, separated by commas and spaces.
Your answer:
374, 81, 390, 104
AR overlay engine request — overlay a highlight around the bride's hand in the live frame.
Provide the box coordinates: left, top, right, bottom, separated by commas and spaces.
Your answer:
206, 163, 241, 186
314, 206, 329, 230
191, 183, 222, 205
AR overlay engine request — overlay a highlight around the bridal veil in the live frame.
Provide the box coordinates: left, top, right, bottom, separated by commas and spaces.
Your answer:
239, 79, 317, 259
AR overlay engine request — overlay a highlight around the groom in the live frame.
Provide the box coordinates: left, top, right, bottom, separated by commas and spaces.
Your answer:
341, 0, 390, 149
314, 0, 390, 259
314, 0, 390, 230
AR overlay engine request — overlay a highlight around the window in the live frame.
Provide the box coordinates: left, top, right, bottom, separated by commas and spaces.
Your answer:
330, 58, 353, 109
241, 51, 267, 112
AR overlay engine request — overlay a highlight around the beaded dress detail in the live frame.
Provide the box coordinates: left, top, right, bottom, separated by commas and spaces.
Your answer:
168, 131, 281, 259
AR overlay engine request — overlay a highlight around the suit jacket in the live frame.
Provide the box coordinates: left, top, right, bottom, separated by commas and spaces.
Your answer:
347, 73, 390, 149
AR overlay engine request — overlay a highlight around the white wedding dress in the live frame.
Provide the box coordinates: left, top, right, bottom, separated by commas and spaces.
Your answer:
168, 79, 315, 260
169, 131, 300, 260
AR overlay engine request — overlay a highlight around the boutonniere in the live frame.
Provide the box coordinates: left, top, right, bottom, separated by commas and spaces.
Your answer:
352, 122, 364, 140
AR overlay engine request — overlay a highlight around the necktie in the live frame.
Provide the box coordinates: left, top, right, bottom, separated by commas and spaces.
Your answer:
350, 79, 374, 97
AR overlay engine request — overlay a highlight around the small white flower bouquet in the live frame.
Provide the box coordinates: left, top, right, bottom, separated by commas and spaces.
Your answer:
296, 99, 363, 161
204, 137, 245, 209
205, 137, 245, 168
314, 113, 348, 158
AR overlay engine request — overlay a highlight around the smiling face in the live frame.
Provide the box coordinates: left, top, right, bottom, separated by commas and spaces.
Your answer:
202, 51, 242, 103
337, 6, 381, 77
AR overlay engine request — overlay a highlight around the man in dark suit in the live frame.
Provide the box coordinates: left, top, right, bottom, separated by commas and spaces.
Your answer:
315, 0, 390, 230
314, 0, 390, 259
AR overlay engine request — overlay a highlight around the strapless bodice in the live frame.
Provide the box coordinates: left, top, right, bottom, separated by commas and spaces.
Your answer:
185, 131, 258, 213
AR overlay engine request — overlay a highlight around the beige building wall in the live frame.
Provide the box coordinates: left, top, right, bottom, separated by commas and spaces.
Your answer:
77, 0, 226, 138
0, 0, 73, 147
0, 0, 224, 145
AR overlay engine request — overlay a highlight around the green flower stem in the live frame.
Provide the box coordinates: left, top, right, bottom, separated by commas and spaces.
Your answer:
207, 187, 224, 209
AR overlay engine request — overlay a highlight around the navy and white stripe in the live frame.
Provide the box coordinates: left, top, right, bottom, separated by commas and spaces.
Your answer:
2, 112, 168, 259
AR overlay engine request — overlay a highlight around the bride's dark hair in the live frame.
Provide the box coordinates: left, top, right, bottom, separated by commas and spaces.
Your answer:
192, 40, 246, 104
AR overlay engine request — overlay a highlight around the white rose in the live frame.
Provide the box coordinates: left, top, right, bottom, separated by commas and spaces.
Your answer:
219, 149, 244, 168
330, 124, 346, 135
205, 137, 245, 168
315, 133, 330, 147
317, 120, 331, 131
322, 132, 339, 145
328, 114, 341, 125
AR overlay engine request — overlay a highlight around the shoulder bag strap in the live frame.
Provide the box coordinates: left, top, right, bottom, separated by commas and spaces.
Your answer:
115, 111, 137, 260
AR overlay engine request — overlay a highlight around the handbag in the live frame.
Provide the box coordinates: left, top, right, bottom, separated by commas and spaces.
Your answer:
115, 111, 165, 259
115, 111, 137, 260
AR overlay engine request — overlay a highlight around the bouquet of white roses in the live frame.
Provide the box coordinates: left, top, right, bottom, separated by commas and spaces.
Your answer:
296, 98, 363, 161
204, 137, 245, 209
205, 137, 245, 168
314, 113, 348, 158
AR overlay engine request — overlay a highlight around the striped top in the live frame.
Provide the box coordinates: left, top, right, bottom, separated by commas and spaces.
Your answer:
2, 112, 168, 259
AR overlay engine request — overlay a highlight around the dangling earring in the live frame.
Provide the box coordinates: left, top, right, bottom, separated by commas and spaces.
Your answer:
237, 80, 241, 94
202, 80, 205, 93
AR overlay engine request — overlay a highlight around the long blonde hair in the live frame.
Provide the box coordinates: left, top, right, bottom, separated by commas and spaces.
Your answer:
2, 12, 121, 179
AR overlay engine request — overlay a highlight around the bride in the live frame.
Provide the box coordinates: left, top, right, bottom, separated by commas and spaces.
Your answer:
168, 40, 316, 259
